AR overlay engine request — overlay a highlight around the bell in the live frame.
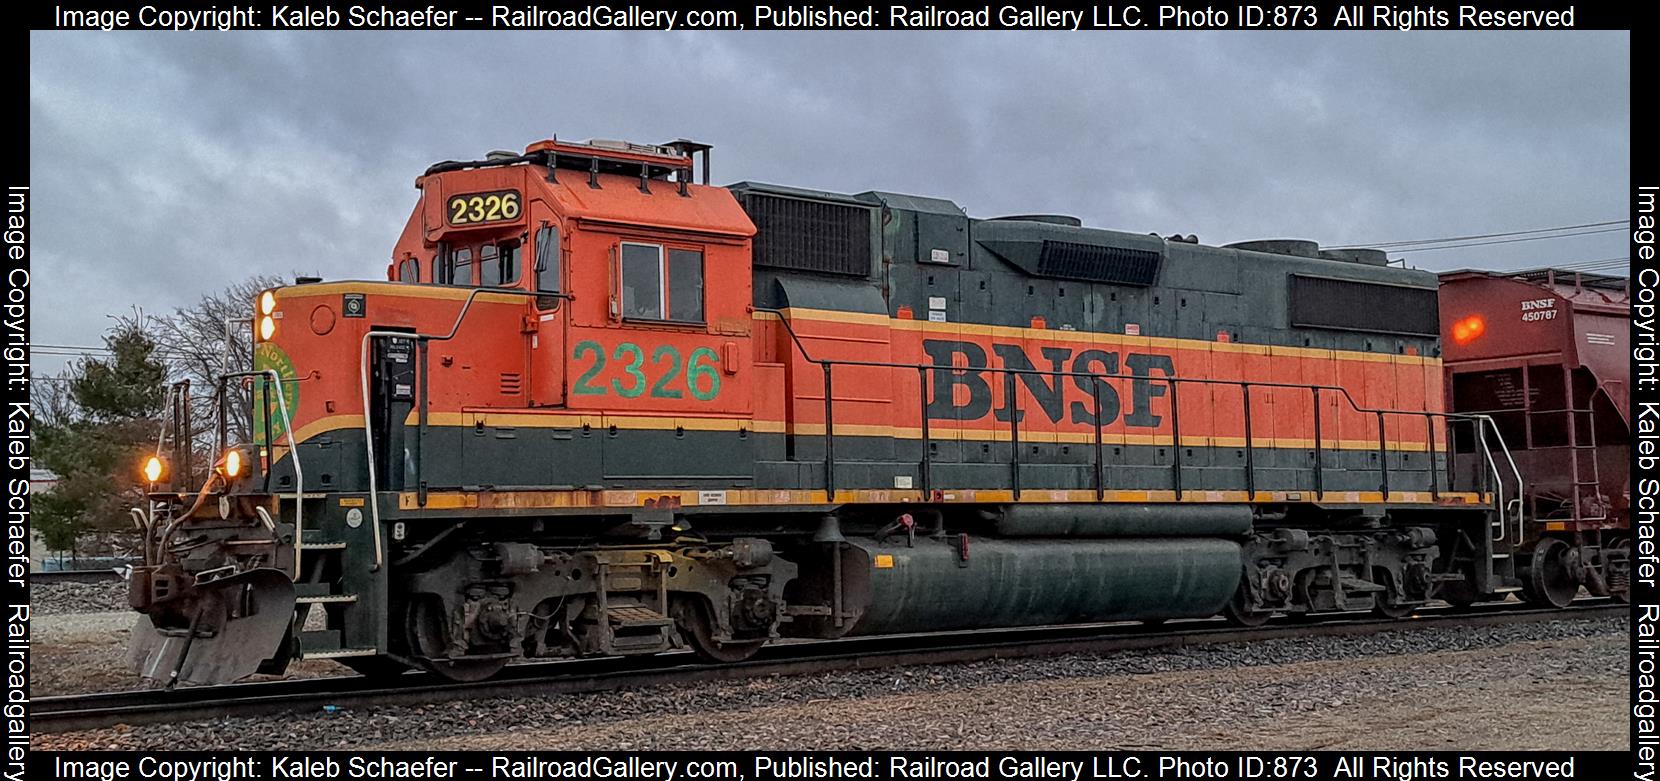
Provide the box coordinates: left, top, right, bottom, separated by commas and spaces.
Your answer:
812, 514, 846, 543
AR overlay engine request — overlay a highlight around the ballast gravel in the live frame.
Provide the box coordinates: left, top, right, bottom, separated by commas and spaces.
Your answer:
34, 614, 1628, 751
30, 579, 130, 615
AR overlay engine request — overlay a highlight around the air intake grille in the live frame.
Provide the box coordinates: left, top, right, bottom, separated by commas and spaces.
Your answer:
499, 372, 523, 395
1036, 240, 1161, 285
1290, 275, 1438, 336
742, 194, 871, 277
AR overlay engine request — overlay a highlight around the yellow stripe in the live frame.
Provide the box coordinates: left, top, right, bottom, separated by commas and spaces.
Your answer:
400, 487, 1492, 511
762, 307, 1439, 366
275, 281, 526, 306
290, 414, 367, 445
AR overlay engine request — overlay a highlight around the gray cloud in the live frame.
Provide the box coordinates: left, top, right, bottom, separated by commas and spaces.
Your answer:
29, 31, 1630, 372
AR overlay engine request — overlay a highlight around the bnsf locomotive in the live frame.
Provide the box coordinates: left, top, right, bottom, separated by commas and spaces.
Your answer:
127, 138, 1631, 684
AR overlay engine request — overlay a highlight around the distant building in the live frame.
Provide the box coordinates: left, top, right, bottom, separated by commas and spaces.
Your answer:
29, 468, 57, 494
28, 469, 57, 567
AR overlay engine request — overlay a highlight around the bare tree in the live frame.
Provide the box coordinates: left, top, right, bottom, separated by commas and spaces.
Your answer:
152, 275, 284, 449
32, 368, 80, 430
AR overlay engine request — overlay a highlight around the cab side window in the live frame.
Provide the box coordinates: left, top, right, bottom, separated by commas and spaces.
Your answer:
535, 227, 560, 293
620, 243, 664, 319
667, 248, 703, 322
396, 258, 418, 283
619, 241, 704, 323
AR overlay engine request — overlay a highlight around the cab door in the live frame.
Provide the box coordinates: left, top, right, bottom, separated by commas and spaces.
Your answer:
529, 223, 567, 407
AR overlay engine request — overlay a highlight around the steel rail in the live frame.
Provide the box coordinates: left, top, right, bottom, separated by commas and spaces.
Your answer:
34, 599, 1621, 734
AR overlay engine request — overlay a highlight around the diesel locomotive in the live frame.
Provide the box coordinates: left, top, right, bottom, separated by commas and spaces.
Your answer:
125, 137, 1629, 685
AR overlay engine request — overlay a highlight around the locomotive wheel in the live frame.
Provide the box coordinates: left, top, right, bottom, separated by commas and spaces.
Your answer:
1372, 570, 1417, 619
406, 597, 510, 682
1222, 589, 1273, 628
675, 600, 765, 664
1520, 538, 1579, 610
1372, 597, 1415, 619
1435, 580, 1482, 609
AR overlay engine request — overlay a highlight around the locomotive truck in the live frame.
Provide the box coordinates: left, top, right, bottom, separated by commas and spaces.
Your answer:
125, 137, 1629, 684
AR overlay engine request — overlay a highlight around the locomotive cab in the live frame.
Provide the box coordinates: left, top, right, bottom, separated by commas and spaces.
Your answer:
130, 139, 773, 684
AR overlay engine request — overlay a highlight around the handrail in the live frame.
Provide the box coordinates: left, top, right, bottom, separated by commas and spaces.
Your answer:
359, 286, 545, 570
758, 308, 1485, 425
758, 307, 1493, 500
1473, 413, 1526, 542
222, 370, 302, 576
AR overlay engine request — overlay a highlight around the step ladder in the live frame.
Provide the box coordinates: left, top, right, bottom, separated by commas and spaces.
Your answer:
292, 529, 376, 661
592, 553, 675, 654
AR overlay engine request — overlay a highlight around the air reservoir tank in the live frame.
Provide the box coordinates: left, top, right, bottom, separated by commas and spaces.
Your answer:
841, 535, 1242, 635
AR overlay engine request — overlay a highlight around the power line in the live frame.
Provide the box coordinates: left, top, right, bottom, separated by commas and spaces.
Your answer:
1386, 226, 1629, 254
1550, 256, 1629, 270
1329, 219, 1628, 250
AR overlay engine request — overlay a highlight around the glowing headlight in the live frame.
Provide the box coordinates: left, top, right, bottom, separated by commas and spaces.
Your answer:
142, 456, 166, 483
222, 448, 244, 478
258, 315, 277, 341
260, 291, 277, 315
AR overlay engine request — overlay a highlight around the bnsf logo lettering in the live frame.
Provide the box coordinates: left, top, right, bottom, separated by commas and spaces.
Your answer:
1520, 298, 1558, 322
923, 340, 1174, 427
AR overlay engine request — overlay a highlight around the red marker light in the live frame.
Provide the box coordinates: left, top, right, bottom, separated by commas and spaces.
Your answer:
1451, 315, 1485, 345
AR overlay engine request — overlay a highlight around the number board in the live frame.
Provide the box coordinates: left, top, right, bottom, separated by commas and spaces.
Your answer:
447, 189, 522, 226
571, 340, 722, 401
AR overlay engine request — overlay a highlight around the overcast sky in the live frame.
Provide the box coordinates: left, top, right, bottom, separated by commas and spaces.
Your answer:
28, 31, 1630, 374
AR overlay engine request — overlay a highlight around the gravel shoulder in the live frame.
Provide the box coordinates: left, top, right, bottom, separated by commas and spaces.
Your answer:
30, 611, 140, 697
31, 610, 353, 697
34, 615, 1628, 751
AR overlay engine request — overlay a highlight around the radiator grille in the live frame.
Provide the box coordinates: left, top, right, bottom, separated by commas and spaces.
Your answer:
499, 372, 523, 395
741, 194, 872, 277
1289, 275, 1439, 336
1036, 240, 1161, 285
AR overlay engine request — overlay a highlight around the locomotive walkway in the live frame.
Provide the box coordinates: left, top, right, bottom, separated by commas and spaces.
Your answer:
33, 599, 1621, 734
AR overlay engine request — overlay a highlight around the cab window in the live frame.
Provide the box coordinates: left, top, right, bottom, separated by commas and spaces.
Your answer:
620, 243, 663, 319
480, 240, 521, 287
620, 241, 703, 323
396, 258, 418, 283
434, 245, 453, 284
535, 227, 560, 293
435, 244, 471, 285
452, 247, 474, 286
667, 248, 703, 322
434, 240, 523, 287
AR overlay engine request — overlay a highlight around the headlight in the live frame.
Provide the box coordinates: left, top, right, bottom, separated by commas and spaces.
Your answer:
221, 448, 245, 478
260, 290, 277, 315
141, 456, 166, 483
258, 315, 277, 341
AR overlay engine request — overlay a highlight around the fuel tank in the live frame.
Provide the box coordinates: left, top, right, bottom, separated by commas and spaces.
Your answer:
843, 536, 1241, 635
992, 504, 1252, 537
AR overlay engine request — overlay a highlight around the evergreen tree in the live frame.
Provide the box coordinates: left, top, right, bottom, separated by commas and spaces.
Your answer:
33, 314, 168, 555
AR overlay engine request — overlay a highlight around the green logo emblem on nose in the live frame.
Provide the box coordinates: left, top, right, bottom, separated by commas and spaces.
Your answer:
253, 342, 302, 443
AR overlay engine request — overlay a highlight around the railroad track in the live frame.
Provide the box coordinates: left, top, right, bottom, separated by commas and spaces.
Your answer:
34, 599, 1623, 733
